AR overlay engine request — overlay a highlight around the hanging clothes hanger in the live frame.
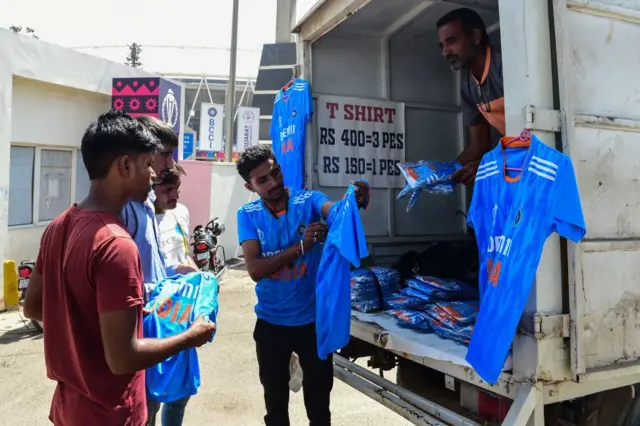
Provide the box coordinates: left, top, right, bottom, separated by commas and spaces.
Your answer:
503, 128, 532, 172
282, 65, 300, 91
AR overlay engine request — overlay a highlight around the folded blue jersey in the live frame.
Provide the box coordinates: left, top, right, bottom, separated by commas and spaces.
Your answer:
144, 272, 219, 403
316, 184, 369, 360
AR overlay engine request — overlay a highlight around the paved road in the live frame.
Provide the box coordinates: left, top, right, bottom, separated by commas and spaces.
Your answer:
0, 268, 410, 425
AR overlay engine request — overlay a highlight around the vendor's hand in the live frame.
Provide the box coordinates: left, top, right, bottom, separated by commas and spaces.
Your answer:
176, 263, 198, 275
303, 222, 328, 252
351, 180, 370, 209
186, 316, 216, 347
452, 160, 480, 186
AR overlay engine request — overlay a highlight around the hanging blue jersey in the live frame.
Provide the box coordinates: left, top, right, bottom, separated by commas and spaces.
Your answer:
144, 272, 219, 403
316, 185, 368, 360
237, 189, 329, 326
466, 134, 586, 384
270, 78, 313, 190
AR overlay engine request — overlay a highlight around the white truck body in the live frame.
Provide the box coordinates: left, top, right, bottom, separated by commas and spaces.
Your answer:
292, 0, 640, 424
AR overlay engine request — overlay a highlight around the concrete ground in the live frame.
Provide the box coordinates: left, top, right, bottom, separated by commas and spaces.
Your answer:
0, 268, 410, 425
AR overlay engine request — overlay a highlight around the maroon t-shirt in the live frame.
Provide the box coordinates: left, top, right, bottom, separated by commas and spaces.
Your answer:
36, 206, 146, 426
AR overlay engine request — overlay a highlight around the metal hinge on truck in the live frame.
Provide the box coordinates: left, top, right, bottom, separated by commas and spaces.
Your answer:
519, 313, 571, 339
524, 105, 562, 133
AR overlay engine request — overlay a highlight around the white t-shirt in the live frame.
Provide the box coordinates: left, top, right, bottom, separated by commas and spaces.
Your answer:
156, 203, 191, 270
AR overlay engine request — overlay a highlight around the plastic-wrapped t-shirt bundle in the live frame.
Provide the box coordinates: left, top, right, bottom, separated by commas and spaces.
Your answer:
386, 275, 480, 346
350, 267, 402, 313
396, 161, 462, 212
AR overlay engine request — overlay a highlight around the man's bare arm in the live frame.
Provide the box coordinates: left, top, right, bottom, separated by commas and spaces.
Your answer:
457, 123, 492, 165
99, 308, 214, 375
23, 270, 43, 322
242, 239, 299, 282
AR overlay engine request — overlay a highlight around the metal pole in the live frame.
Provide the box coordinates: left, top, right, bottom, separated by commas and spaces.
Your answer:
224, 0, 240, 162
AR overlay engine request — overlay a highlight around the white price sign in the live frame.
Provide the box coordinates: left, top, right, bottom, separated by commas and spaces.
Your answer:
199, 102, 225, 152
236, 106, 260, 152
316, 95, 405, 188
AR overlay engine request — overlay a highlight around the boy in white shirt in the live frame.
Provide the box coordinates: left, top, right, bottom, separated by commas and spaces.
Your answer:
154, 164, 198, 273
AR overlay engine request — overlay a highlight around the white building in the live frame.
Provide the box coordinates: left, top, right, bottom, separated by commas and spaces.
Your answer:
0, 29, 178, 297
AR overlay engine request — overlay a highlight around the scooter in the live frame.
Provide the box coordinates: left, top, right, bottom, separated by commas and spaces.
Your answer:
18, 260, 43, 333
190, 218, 227, 277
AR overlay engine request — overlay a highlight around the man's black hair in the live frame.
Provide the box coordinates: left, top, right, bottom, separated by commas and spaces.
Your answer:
236, 144, 276, 182
136, 115, 179, 147
81, 110, 162, 180
436, 7, 490, 47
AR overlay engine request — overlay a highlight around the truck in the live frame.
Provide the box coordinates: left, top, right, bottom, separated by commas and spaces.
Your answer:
290, 0, 640, 425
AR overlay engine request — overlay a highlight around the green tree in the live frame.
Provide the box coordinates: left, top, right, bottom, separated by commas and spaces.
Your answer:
125, 43, 143, 68
8, 25, 39, 39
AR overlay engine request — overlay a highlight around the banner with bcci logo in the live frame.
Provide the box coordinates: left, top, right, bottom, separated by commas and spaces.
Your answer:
236, 106, 260, 153
199, 102, 225, 152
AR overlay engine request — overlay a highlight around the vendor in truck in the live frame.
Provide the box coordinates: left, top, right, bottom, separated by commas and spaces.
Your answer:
437, 8, 504, 185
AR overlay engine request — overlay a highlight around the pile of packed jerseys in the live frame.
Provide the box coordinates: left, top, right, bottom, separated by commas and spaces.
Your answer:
422, 301, 479, 345
144, 272, 219, 403
396, 161, 462, 212
350, 267, 402, 313
388, 300, 479, 345
386, 275, 478, 310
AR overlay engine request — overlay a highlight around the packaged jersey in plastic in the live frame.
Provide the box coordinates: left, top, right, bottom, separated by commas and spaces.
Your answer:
407, 276, 478, 300
386, 294, 427, 310
144, 272, 219, 403
350, 268, 382, 313
389, 310, 431, 331
368, 266, 402, 304
396, 161, 462, 211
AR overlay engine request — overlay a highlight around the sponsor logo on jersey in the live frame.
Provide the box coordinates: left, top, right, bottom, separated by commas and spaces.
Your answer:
298, 223, 305, 235
515, 208, 523, 225
258, 228, 265, 243
292, 109, 298, 118
492, 204, 498, 226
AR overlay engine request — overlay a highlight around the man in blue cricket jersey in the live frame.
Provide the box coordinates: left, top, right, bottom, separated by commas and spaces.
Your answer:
236, 145, 369, 426
120, 116, 198, 426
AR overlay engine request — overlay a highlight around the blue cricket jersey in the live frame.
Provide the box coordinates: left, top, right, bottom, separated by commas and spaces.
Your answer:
144, 272, 219, 403
316, 184, 368, 360
237, 189, 329, 326
270, 78, 313, 190
466, 134, 586, 384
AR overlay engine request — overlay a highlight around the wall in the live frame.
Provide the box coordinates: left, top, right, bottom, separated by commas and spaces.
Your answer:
11, 77, 110, 146
209, 163, 251, 260
179, 160, 247, 261
179, 160, 214, 234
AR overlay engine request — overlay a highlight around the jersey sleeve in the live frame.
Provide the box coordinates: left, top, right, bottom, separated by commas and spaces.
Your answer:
309, 190, 331, 217
270, 101, 279, 141
304, 83, 313, 121
93, 237, 144, 313
466, 172, 483, 230
237, 207, 259, 244
547, 156, 586, 243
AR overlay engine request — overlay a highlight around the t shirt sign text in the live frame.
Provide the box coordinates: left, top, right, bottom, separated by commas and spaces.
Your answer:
317, 95, 406, 188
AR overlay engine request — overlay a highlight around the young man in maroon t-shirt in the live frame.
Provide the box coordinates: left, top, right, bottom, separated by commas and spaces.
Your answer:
23, 111, 215, 426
